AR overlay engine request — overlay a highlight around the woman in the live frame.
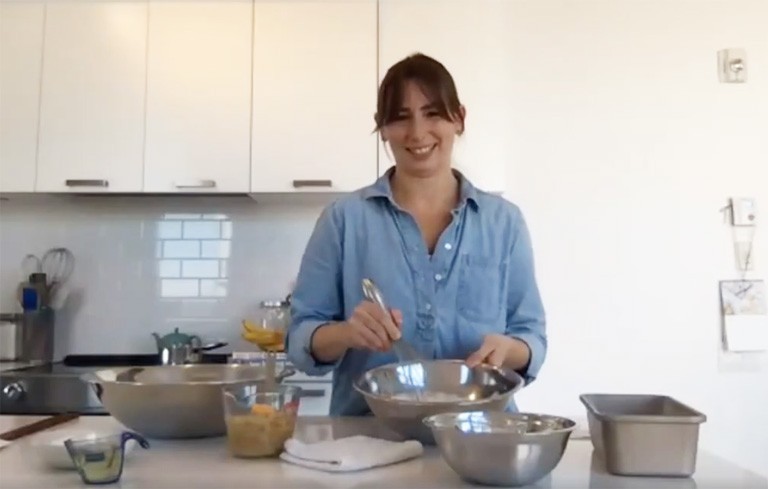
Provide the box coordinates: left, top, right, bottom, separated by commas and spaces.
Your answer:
286, 53, 546, 416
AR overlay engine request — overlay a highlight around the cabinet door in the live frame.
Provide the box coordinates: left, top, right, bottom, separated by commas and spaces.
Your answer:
250, 0, 378, 193
36, 1, 147, 193
143, 0, 252, 193
0, 2, 44, 192
378, 0, 511, 194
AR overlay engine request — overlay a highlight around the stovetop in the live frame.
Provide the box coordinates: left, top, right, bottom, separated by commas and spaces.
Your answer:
0, 353, 230, 415
5, 353, 230, 376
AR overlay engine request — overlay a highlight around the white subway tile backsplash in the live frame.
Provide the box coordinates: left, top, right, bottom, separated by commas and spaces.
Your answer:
0, 195, 328, 357
222, 221, 233, 239
201, 240, 231, 258
200, 279, 228, 298
182, 221, 222, 239
158, 259, 181, 278
163, 240, 201, 259
161, 278, 200, 298
181, 260, 220, 278
157, 221, 182, 239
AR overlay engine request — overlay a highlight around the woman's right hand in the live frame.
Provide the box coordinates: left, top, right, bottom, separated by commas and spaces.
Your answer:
344, 301, 403, 352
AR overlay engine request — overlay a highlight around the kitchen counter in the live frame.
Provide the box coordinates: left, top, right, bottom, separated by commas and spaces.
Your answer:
0, 361, 41, 373
1, 415, 766, 488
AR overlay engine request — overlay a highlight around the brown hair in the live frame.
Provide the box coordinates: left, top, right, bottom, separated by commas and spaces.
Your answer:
374, 53, 464, 133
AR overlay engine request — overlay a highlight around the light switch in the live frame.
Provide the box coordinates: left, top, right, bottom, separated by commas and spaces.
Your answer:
731, 197, 757, 226
718, 48, 747, 83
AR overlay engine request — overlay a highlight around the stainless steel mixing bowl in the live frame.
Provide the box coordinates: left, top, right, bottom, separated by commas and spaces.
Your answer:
82, 364, 295, 439
353, 360, 525, 444
424, 411, 576, 486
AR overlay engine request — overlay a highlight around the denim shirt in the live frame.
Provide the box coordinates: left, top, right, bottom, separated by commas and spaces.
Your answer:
286, 168, 547, 416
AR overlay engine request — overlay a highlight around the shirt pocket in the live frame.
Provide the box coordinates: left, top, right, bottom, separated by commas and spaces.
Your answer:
456, 254, 505, 325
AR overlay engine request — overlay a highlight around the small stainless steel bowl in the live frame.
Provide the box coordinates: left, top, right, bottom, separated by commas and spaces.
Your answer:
424, 411, 576, 486
353, 360, 525, 445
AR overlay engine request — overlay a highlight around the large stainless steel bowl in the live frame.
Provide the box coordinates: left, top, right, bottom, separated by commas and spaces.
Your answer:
353, 360, 524, 445
82, 364, 295, 439
424, 411, 576, 486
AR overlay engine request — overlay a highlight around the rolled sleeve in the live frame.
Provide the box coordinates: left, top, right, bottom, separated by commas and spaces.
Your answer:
286, 204, 345, 377
505, 210, 547, 384
287, 319, 340, 376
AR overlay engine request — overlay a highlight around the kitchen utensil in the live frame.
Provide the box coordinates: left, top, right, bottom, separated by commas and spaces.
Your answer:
65, 431, 149, 484
81, 363, 296, 439
20, 254, 41, 278
31, 427, 141, 470
580, 393, 707, 477
0, 413, 80, 442
222, 383, 301, 458
152, 327, 226, 365
361, 278, 422, 362
158, 340, 228, 366
15, 308, 55, 363
423, 411, 575, 486
353, 359, 524, 445
40, 247, 75, 286
151, 327, 199, 350
0, 313, 22, 361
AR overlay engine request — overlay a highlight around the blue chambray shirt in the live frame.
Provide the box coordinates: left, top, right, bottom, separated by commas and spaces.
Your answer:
286, 167, 547, 416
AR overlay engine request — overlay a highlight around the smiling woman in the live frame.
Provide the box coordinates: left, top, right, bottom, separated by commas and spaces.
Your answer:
374, 53, 466, 180
285, 52, 548, 417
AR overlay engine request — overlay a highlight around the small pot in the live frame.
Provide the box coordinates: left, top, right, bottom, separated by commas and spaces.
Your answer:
159, 341, 227, 366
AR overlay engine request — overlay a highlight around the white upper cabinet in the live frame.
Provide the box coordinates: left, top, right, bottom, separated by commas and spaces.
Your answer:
250, 0, 378, 193
36, 1, 148, 193
143, 0, 253, 193
0, 2, 44, 193
378, 0, 511, 194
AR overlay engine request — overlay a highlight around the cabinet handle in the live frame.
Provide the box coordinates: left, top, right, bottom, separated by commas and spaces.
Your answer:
174, 180, 216, 189
298, 388, 326, 398
292, 179, 332, 188
65, 179, 108, 188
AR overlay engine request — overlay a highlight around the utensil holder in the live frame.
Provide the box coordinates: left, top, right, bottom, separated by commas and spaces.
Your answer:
17, 308, 55, 363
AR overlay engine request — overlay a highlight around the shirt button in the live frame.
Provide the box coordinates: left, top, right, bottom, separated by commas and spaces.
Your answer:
425, 303, 432, 311
444, 243, 452, 250
434, 273, 443, 281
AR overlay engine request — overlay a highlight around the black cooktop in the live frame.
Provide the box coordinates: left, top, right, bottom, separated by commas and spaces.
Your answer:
3, 353, 231, 375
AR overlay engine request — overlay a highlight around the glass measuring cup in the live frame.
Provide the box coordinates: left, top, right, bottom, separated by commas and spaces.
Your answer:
64, 431, 150, 484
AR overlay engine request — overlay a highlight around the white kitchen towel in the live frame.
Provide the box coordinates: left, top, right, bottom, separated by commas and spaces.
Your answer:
280, 435, 423, 472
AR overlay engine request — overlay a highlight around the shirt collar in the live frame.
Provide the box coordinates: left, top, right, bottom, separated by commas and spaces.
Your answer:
362, 166, 480, 211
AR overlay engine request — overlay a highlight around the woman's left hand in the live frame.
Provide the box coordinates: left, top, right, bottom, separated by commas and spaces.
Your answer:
465, 334, 530, 370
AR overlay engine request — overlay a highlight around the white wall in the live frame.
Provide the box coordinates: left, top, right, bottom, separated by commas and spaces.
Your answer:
504, 0, 768, 478
0, 0, 766, 478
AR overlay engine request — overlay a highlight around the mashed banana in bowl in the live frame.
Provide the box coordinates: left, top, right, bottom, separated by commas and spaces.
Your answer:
222, 385, 301, 458
225, 404, 297, 458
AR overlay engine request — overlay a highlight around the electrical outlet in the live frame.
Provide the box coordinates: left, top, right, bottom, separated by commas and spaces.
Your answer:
731, 197, 756, 226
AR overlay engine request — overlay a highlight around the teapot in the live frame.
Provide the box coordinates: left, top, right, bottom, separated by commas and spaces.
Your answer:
151, 328, 227, 365
152, 327, 199, 350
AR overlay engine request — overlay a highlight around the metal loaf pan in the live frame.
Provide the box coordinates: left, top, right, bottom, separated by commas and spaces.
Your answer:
579, 393, 707, 477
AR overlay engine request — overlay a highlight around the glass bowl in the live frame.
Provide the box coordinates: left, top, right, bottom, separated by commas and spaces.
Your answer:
222, 383, 301, 458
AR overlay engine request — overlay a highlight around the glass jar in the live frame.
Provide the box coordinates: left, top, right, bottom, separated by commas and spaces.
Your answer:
258, 300, 290, 333
242, 299, 290, 352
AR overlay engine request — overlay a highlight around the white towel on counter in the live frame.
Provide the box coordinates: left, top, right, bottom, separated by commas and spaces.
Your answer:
280, 435, 424, 473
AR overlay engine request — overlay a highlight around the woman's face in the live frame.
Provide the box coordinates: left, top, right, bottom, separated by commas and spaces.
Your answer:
381, 80, 464, 178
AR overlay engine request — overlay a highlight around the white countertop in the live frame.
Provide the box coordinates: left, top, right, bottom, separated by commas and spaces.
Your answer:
0, 415, 766, 488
